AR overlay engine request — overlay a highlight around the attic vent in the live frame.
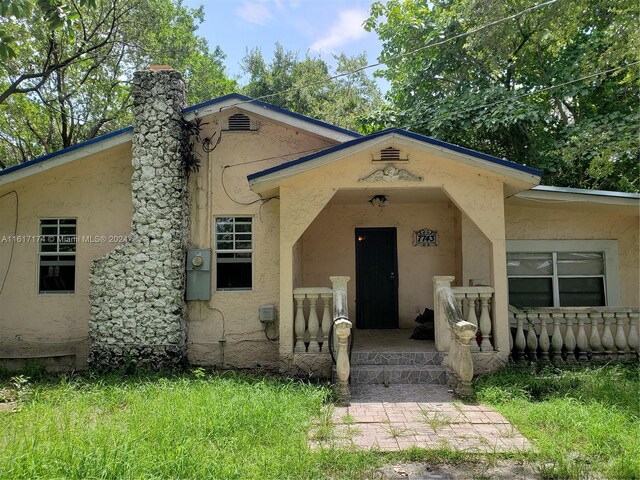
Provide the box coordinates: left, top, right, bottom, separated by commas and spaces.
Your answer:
376, 147, 404, 161
226, 113, 255, 131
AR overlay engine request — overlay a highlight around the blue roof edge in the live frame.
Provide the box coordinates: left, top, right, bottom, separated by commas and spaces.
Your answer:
184, 93, 362, 138
247, 128, 542, 181
531, 185, 640, 199
0, 126, 133, 178
1, 93, 361, 181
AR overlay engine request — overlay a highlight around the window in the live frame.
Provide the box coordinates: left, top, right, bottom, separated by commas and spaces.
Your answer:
507, 251, 606, 307
214, 217, 252, 290
39, 219, 76, 293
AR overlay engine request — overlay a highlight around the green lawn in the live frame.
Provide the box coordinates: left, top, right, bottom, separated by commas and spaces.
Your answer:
1, 364, 638, 479
0, 370, 377, 479
474, 363, 640, 480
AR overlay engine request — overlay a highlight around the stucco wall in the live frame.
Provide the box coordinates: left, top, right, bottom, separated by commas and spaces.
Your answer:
505, 202, 640, 306
185, 113, 335, 369
0, 143, 133, 369
300, 202, 457, 328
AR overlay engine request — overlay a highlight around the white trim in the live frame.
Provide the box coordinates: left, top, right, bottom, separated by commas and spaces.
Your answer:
249, 132, 540, 192
0, 132, 132, 187
516, 187, 640, 207
506, 239, 620, 306
185, 100, 357, 143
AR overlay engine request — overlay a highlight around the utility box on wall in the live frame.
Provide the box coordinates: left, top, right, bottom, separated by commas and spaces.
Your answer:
186, 249, 211, 301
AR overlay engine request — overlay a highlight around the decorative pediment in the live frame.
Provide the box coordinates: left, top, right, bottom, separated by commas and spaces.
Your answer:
359, 165, 422, 183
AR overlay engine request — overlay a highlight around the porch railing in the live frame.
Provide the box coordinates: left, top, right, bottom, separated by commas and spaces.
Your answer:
292, 276, 352, 402
434, 276, 477, 397
509, 306, 640, 363
451, 286, 495, 351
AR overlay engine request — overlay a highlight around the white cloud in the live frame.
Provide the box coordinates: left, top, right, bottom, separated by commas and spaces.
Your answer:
309, 9, 369, 53
236, 1, 273, 25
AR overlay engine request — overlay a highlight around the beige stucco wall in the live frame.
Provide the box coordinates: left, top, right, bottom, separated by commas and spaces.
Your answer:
300, 201, 456, 328
505, 202, 640, 306
0, 143, 133, 369
185, 112, 335, 369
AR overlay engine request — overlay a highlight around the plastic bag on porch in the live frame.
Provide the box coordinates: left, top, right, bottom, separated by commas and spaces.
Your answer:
410, 308, 434, 340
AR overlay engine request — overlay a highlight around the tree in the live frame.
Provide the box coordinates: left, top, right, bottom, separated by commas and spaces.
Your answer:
365, 0, 639, 192
241, 43, 382, 132
0, 0, 236, 168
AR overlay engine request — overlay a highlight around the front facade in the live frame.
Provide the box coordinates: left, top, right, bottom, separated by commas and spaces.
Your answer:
1, 69, 638, 374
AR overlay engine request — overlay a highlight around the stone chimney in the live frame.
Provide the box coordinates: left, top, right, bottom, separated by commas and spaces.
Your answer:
89, 68, 189, 369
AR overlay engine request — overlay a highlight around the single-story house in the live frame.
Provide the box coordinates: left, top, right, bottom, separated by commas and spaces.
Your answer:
0, 68, 638, 386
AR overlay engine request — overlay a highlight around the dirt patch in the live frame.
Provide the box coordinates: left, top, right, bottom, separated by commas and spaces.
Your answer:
371, 460, 541, 479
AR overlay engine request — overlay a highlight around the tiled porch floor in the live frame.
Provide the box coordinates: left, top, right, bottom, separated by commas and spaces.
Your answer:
353, 328, 435, 352
311, 384, 531, 453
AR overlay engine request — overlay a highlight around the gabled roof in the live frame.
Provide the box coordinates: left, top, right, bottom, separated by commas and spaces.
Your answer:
183, 93, 360, 141
0, 127, 133, 185
247, 128, 542, 188
0, 93, 360, 187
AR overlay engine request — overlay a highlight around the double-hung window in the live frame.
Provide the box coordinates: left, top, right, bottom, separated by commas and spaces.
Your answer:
39, 219, 76, 293
214, 217, 252, 291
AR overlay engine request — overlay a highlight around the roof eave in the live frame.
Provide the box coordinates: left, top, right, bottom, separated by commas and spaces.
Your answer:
249, 131, 541, 194
0, 127, 133, 187
516, 185, 640, 206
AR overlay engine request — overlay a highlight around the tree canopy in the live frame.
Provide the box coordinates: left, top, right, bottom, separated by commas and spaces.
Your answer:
0, 0, 235, 167
365, 0, 639, 192
241, 43, 382, 133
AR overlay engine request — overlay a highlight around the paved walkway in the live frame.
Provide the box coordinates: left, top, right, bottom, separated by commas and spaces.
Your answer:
311, 385, 531, 453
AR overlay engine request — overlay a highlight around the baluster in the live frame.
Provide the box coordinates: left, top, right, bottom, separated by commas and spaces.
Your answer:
319, 293, 332, 351
526, 315, 538, 362
538, 313, 551, 363
294, 294, 307, 353
334, 319, 352, 405
614, 312, 629, 362
589, 313, 604, 363
478, 293, 492, 351
307, 294, 320, 353
514, 313, 527, 363
466, 294, 480, 352
551, 313, 564, 365
509, 312, 514, 359
575, 313, 589, 363
454, 293, 465, 320
564, 313, 577, 363
601, 312, 615, 358
627, 312, 639, 358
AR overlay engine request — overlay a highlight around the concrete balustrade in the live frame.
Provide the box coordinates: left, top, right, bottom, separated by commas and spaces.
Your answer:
509, 307, 640, 363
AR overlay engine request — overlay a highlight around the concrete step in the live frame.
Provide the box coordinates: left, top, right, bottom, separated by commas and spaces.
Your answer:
351, 351, 445, 366
348, 364, 448, 385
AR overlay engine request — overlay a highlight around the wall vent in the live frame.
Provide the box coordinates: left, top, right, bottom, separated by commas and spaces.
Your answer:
375, 146, 405, 161
226, 113, 256, 131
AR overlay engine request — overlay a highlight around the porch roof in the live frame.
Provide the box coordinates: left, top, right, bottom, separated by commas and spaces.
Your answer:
247, 128, 542, 190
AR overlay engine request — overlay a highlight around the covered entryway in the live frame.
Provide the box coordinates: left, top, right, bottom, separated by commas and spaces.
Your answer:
355, 227, 399, 329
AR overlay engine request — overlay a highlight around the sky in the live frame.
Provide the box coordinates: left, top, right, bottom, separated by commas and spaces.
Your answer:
182, 0, 388, 91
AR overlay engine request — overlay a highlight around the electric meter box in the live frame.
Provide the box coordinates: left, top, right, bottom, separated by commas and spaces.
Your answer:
186, 249, 211, 301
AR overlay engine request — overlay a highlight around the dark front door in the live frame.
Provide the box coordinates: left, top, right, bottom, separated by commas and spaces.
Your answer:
355, 227, 399, 329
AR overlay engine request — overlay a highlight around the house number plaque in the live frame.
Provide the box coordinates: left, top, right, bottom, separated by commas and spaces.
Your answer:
413, 228, 438, 247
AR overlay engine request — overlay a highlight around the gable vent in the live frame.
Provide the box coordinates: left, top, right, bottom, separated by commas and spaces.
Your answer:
226, 113, 255, 131
376, 147, 404, 161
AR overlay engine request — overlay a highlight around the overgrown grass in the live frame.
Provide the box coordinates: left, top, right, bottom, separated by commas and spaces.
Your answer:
474, 363, 640, 480
0, 370, 378, 479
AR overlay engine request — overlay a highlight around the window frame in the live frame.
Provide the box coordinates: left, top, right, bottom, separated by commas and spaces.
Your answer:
214, 216, 253, 292
37, 218, 77, 294
506, 240, 620, 307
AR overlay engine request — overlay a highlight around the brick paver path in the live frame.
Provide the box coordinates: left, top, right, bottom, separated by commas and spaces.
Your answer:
312, 385, 531, 453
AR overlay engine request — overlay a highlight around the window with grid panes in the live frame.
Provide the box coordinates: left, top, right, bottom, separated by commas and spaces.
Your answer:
214, 217, 252, 290
507, 251, 606, 307
39, 219, 76, 293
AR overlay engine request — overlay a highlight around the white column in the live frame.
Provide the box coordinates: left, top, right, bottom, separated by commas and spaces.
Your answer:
478, 293, 492, 351
293, 294, 306, 353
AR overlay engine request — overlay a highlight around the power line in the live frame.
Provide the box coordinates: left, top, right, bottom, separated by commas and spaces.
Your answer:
400, 61, 640, 131
223, 0, 560, 110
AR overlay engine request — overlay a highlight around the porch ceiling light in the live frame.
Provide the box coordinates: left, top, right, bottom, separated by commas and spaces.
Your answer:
368, 194, 388, 208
